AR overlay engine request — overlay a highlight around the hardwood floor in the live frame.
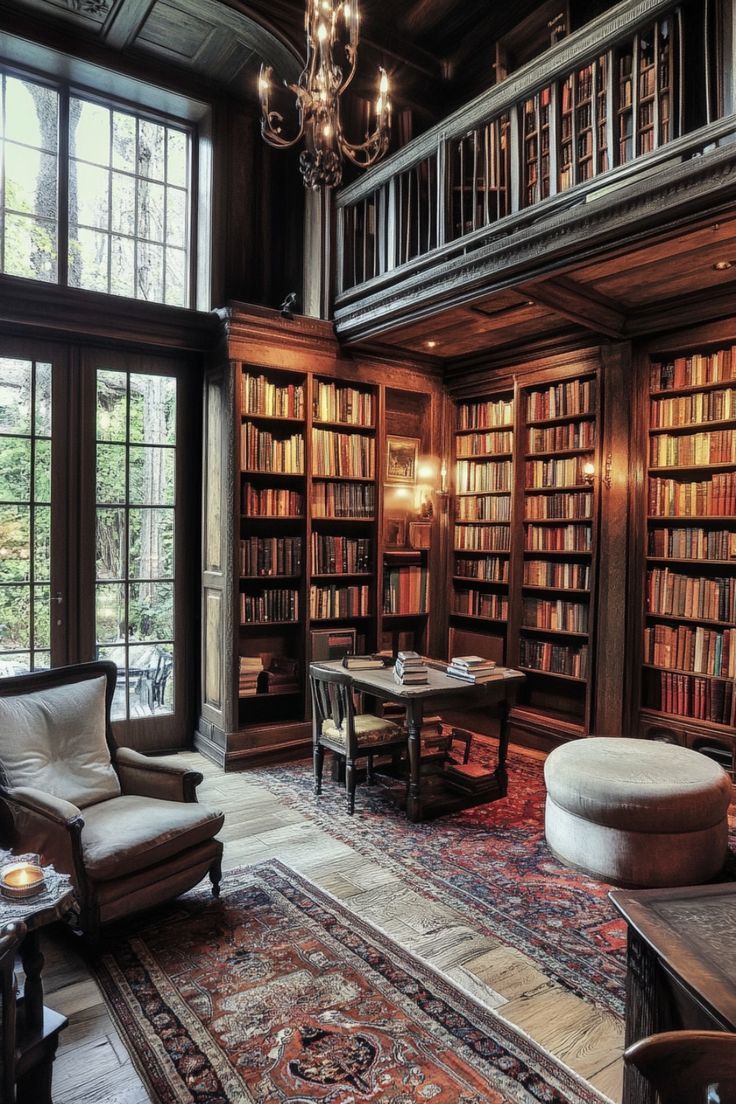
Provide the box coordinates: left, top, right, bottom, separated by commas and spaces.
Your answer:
42, 750, 624, 1104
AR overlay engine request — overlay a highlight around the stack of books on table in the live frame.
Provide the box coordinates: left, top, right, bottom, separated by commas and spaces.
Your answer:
239, 656, 264, 697
393, 651, 428, 686
446, 656, 502, 683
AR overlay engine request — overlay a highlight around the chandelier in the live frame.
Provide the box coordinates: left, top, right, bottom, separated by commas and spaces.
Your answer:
258, 0, 391, 189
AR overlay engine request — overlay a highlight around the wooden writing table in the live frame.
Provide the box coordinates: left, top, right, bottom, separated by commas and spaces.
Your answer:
610, 882, 736, 1104
310, 660, 525, 821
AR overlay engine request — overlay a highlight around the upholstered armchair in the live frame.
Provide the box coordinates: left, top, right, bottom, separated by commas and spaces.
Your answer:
0, 661, 224, 937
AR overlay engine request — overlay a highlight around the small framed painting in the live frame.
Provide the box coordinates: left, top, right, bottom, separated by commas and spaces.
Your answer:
386, 435, 419, 484
384, 512, 407, 548
408, 521, 432, 550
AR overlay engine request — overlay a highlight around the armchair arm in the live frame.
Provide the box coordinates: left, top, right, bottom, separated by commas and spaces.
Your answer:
114, 748, 203, 803
1, 786, 85, 885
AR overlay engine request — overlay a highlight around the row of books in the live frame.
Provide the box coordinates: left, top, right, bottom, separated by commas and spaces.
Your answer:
648, 526, 736, 561
645, 670, 734, 727
457, 398, 513, 430
646, 569, 736, 623
454, 525, 511, 552
312, 482, 376, 518
456, 495, 511, 522
242, 373, 305, 420
394, 650, 428, 685
650, 388, 736, 427
311, 535, 371, 574
523, 598, 589, 633
526, 379, 595, 421
241, 589, 299, 624
525, 492, 592, 520
456, 430, 513, 457
524, 559, 591, 589
243, 485, 303, 517
238, 655, 299, 697
649, 430, 736, 468
313, 381, 374, 426
383, 565, 429, 615
455, 555, 509, 582
240, 537, 302, 577
643, 625, 736, 679
453, 590, 508, 620
526, 456, 589, 488
648, 474, 736, 517
526, 524, 592, 552
239, 655, 262, 696
241, 425, 304, 474
528, 421, 595, 453
310, 584, 370, 619
311, 429, 374, 479
519, 638, 588, 678
456, 460, 512, 493
650, 349, 736, 392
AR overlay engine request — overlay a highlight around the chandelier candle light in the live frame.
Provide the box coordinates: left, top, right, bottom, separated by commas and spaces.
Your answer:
258, 0, 391, 188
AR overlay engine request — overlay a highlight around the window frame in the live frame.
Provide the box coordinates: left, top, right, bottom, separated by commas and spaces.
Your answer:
0, 53, 207, 311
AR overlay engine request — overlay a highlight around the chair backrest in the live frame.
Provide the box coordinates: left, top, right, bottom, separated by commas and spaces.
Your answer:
625, 1030, 736, 1104
0, 920, 26, 1104
309, 666, 355, 739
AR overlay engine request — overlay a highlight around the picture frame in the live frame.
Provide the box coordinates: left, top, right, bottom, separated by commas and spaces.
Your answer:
386, 435, 419, 484
384, 512, 407, 548
408, 521, 432, 550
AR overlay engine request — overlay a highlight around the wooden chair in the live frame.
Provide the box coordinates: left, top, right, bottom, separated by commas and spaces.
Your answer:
624, 1030, 736, 1103
0, 921, 26, 1104
310, 666, 407, 814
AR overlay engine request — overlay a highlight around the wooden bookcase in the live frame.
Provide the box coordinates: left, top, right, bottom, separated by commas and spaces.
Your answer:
616, 13, 679, 166
197, 306, 444, 768
638, 339, 736, 776
449, 389, 514, 667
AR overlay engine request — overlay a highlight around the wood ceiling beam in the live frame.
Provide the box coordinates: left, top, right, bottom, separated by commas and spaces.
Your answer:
519, 274, 627, 340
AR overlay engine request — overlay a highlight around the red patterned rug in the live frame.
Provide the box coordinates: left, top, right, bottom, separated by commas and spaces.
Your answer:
249, 744, 736, 1019
94, 861, 607, 1104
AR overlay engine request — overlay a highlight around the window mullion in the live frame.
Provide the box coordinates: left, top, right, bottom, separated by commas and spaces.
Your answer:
58, 86, 70, 288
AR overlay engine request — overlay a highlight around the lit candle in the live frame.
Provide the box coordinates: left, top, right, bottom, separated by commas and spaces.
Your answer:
1, 860, 45, 899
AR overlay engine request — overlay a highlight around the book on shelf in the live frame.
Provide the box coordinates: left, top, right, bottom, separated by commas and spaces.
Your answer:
527, 378, 595, 420
646, 568, 736, 622
313, 380, 374, 426
456, 495, 511, 522
241, 424, 304, 473
456, 460, 512, 493
520, 638, 588, 678
240, 536, 302, 577
650, 349, 736, 391
312, 534, 372, 574
310, 584, 370, 620
457, 397, 513, 430
239, 655, 264, 696
648, 526, 736, 561
525, 524, 592, 552
383, 565, 429, 615
312, 429, 374, 479
643, 624, 735, 679
453, 589, 508, 620
456, 430, 513, 457
650, 387, 736, 427
648, 474, 736, 517
455, 525, 510, 552
312, 481, 375, 519
242, 373, 305, 419
239, 654, 299, 696
522, 598, 589, 633
525, 456, 590, 488
243, 485, 303, 517
524, 560, 590, 588
455, 556, 509, 582
646, 670, 735, 726
240, 589, 299, 624
528, 420, 595, 452
650, 430, 736, 468
525, 492, 592, 520
342, 655, 385, 670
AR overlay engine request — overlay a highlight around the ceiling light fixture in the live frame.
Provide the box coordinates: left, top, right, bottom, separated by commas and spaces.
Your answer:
258, 1, 391, 189
713, 260, 734, 271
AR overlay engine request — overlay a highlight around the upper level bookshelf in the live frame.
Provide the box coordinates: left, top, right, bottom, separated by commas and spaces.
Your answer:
640, 343, 736, 766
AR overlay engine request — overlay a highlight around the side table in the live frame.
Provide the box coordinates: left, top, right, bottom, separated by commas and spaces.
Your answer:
0, 853, 76, 1104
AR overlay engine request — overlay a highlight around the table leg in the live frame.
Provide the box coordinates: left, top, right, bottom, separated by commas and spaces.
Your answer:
495, 699, 510, 796
622, 929, 661, 1104
406, 699, 423, 822
20, 929, 44, 1034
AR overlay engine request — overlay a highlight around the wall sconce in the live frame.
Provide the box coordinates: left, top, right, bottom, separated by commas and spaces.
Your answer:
582, 461, 595, 485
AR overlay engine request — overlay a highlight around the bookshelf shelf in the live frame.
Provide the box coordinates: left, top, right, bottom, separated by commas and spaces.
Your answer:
312, 419, 375, 432
240, 574, 302, 582
639, 342, 736, 742
518, 666, 587, 684
449, 612, 507, 624
524, 484, 592, 494
452, 575, 508, 586
312, 516, 376, 523
526, 412, 596, 428
241, 413, 305, 426
311, 474, 375, 483
525, 447, 594, 459
520, 625, 589, 639
523, 585, 590, 595
241, 469, 305, 478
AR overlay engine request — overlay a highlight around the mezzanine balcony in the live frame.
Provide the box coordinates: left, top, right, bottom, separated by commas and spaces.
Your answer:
333, 0, 736, 350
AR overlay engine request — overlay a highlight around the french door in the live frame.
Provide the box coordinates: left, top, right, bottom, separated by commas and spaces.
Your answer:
0, 336, 197, 751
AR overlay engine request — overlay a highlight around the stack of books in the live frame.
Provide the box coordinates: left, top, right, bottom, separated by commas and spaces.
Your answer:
342, 655, 385, 671
266, 656, 299, 695
393, 650, 428, 686
239, 656, 264, 697
446, 655, 501, 683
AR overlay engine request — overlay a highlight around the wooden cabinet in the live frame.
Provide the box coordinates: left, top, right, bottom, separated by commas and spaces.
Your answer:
196, 305, 445, 769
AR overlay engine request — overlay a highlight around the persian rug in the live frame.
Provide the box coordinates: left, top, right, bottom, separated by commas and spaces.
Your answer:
248, 744, 736, 1019
94, 860, 608, 1104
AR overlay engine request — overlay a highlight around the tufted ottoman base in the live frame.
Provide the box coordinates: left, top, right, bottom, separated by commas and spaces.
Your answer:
544, 737, 731, 888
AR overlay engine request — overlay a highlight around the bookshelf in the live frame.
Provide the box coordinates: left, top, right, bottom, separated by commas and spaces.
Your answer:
514, 369, 600, 735
522, 87, 551, 208
639, 342, 736, 775
616, 15, 678, 166
450, 390, 514, 665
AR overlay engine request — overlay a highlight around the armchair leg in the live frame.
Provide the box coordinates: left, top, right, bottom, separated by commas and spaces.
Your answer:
346, 760, 356, 816
366, 755, 375, 785
314, 744, 325, 796
209, 856, 222, 898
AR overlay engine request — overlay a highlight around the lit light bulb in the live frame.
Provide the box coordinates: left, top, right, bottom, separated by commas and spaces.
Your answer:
583, 462, 595, 483
317, 21, 328, 41
323, 123, 333, 138
344, 2, 350, 16
258, 71, 269, 95
379, 70, 389, 95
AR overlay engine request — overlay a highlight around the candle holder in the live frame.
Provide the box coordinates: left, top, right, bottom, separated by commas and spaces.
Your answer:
1, 855, 46, 899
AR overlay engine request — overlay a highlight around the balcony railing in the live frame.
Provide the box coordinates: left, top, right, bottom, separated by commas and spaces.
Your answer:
335, 0, 731, 301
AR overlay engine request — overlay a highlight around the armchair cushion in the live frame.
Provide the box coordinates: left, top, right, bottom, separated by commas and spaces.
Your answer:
81, 795, 224, 880
322, 714, 402, 748
0, 675, 120, 809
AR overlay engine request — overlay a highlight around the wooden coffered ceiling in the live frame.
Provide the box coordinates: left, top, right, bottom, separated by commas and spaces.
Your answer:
358, 214, 736, 368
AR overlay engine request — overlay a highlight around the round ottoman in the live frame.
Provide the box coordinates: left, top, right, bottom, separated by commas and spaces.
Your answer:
544, 738, 731, 887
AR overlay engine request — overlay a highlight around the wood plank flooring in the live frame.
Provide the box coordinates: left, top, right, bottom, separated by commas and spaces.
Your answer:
42, 750, 624, 1103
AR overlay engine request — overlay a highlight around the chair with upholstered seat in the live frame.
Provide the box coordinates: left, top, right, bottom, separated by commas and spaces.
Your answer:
0, 661, 224, 938
625, 1030, 736, 1104
310, 665, 406, 814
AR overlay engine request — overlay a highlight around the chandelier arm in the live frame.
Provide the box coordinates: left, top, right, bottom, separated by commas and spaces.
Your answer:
337, 46, 358, 94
